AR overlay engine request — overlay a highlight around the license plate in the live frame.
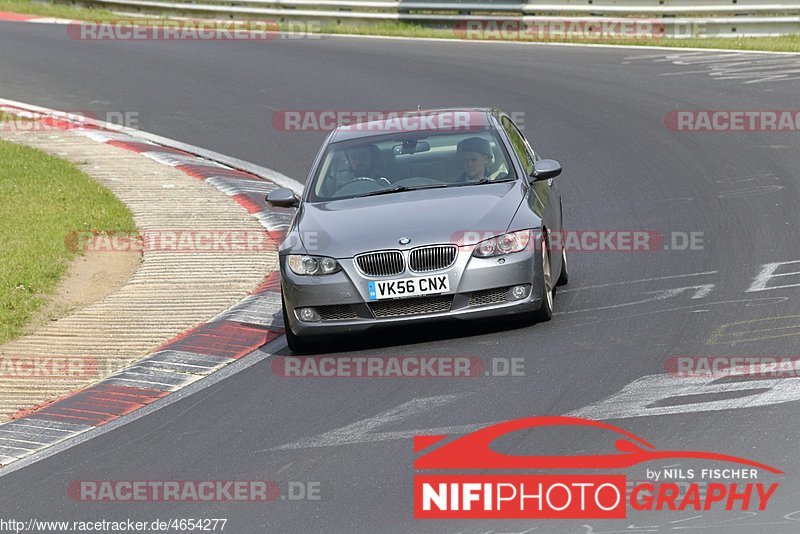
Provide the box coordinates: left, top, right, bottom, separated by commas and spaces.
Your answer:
368, 275, 450, 300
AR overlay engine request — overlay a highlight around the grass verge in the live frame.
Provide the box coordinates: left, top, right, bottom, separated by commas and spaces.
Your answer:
0, 0, 798, 52
0, 0, 116, 20
0, 135, 136, 344
317, 21, 800, 53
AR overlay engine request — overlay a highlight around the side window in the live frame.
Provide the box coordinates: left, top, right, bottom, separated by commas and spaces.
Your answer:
501, 116, 534, 176
520, 128, 540, 162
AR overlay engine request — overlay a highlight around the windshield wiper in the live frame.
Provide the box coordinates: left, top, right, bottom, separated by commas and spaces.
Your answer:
358, 183, 450, 198
450, 177, 515, 187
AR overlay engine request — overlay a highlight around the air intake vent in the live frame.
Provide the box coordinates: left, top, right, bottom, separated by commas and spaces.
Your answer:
469, 287, 510, 307
355, 251, 405, 277
408, 245, 457, 273
369, 295, 453, 318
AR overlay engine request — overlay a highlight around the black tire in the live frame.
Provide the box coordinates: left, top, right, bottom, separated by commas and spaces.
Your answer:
530, 235, 554, 323
282, 296, 314, 354
555, 247, 569, 286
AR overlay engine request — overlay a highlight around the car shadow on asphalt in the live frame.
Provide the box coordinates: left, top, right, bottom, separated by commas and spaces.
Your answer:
274, 315, 548, 356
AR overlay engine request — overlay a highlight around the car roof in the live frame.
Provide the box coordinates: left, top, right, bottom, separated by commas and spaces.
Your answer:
328, 107, 502, 143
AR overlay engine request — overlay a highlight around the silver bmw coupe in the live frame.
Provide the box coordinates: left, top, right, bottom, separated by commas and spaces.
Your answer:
266, 108, 567, 352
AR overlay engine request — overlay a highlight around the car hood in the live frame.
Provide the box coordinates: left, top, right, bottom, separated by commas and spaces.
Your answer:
294, 181, 526, 258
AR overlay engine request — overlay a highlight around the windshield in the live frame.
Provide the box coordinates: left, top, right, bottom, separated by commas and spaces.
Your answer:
307, 130, 516, 202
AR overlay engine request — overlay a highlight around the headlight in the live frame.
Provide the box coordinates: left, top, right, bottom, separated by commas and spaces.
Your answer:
287, 255, 341, 275
472, 230, 531, 258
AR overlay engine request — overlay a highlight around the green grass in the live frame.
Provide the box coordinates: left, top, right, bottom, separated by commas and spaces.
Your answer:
0, 0, 117, 20
0, 112, 28, 121
316, 21, 800, 53
0, 137, 136, 344
1, 0, 797, 52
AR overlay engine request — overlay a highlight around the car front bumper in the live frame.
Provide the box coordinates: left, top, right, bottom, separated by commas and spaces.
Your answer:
281, 247, 544, 337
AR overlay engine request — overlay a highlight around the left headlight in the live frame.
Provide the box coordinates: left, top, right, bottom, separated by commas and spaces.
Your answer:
287, 255, 341, 275
472, 230, 532, 258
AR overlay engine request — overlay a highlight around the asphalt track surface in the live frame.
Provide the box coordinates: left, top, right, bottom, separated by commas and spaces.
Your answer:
2, 22, 800, 533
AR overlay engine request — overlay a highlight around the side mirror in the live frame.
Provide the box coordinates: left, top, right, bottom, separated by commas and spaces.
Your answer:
530, 159, 562, 182
266, 188, 300, 208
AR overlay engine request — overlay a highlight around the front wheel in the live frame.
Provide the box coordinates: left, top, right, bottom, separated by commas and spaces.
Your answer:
530, 235, 554, 323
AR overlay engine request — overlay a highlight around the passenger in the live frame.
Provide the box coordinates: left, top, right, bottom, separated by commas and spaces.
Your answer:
456, 137, 493, 182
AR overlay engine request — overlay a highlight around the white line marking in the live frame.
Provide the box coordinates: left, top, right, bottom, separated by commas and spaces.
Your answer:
557, 284, 715, 315
670, 515, 703, 524
568, 365, 800, 420
559, 271, 717, 293
747, 260, 800, 292
659, 69, 713, 76
569, 297, 786, 327
273, 394, 486, 450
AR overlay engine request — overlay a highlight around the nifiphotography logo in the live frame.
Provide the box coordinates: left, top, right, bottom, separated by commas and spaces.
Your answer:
413, 416, 782, 519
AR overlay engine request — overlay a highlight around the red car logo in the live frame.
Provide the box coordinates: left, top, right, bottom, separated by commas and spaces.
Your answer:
414, 415, 782, 473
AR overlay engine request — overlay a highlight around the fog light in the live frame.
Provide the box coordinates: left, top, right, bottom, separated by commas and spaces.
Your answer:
509, 285, 530, 301
296, 307, 320, 322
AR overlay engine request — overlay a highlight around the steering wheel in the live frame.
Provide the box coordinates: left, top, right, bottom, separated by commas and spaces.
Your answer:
343, 176, 379, 186
340, 176, 391, 187
337, 176, 392, 191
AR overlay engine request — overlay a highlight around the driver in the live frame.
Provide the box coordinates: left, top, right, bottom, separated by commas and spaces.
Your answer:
319, 143, 389, 197
456, 137, 493, 183
345, 145, 377, 178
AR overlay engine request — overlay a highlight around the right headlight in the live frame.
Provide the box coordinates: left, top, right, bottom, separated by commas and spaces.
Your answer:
287, 255, 341, 275
471, 230, 532, 258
